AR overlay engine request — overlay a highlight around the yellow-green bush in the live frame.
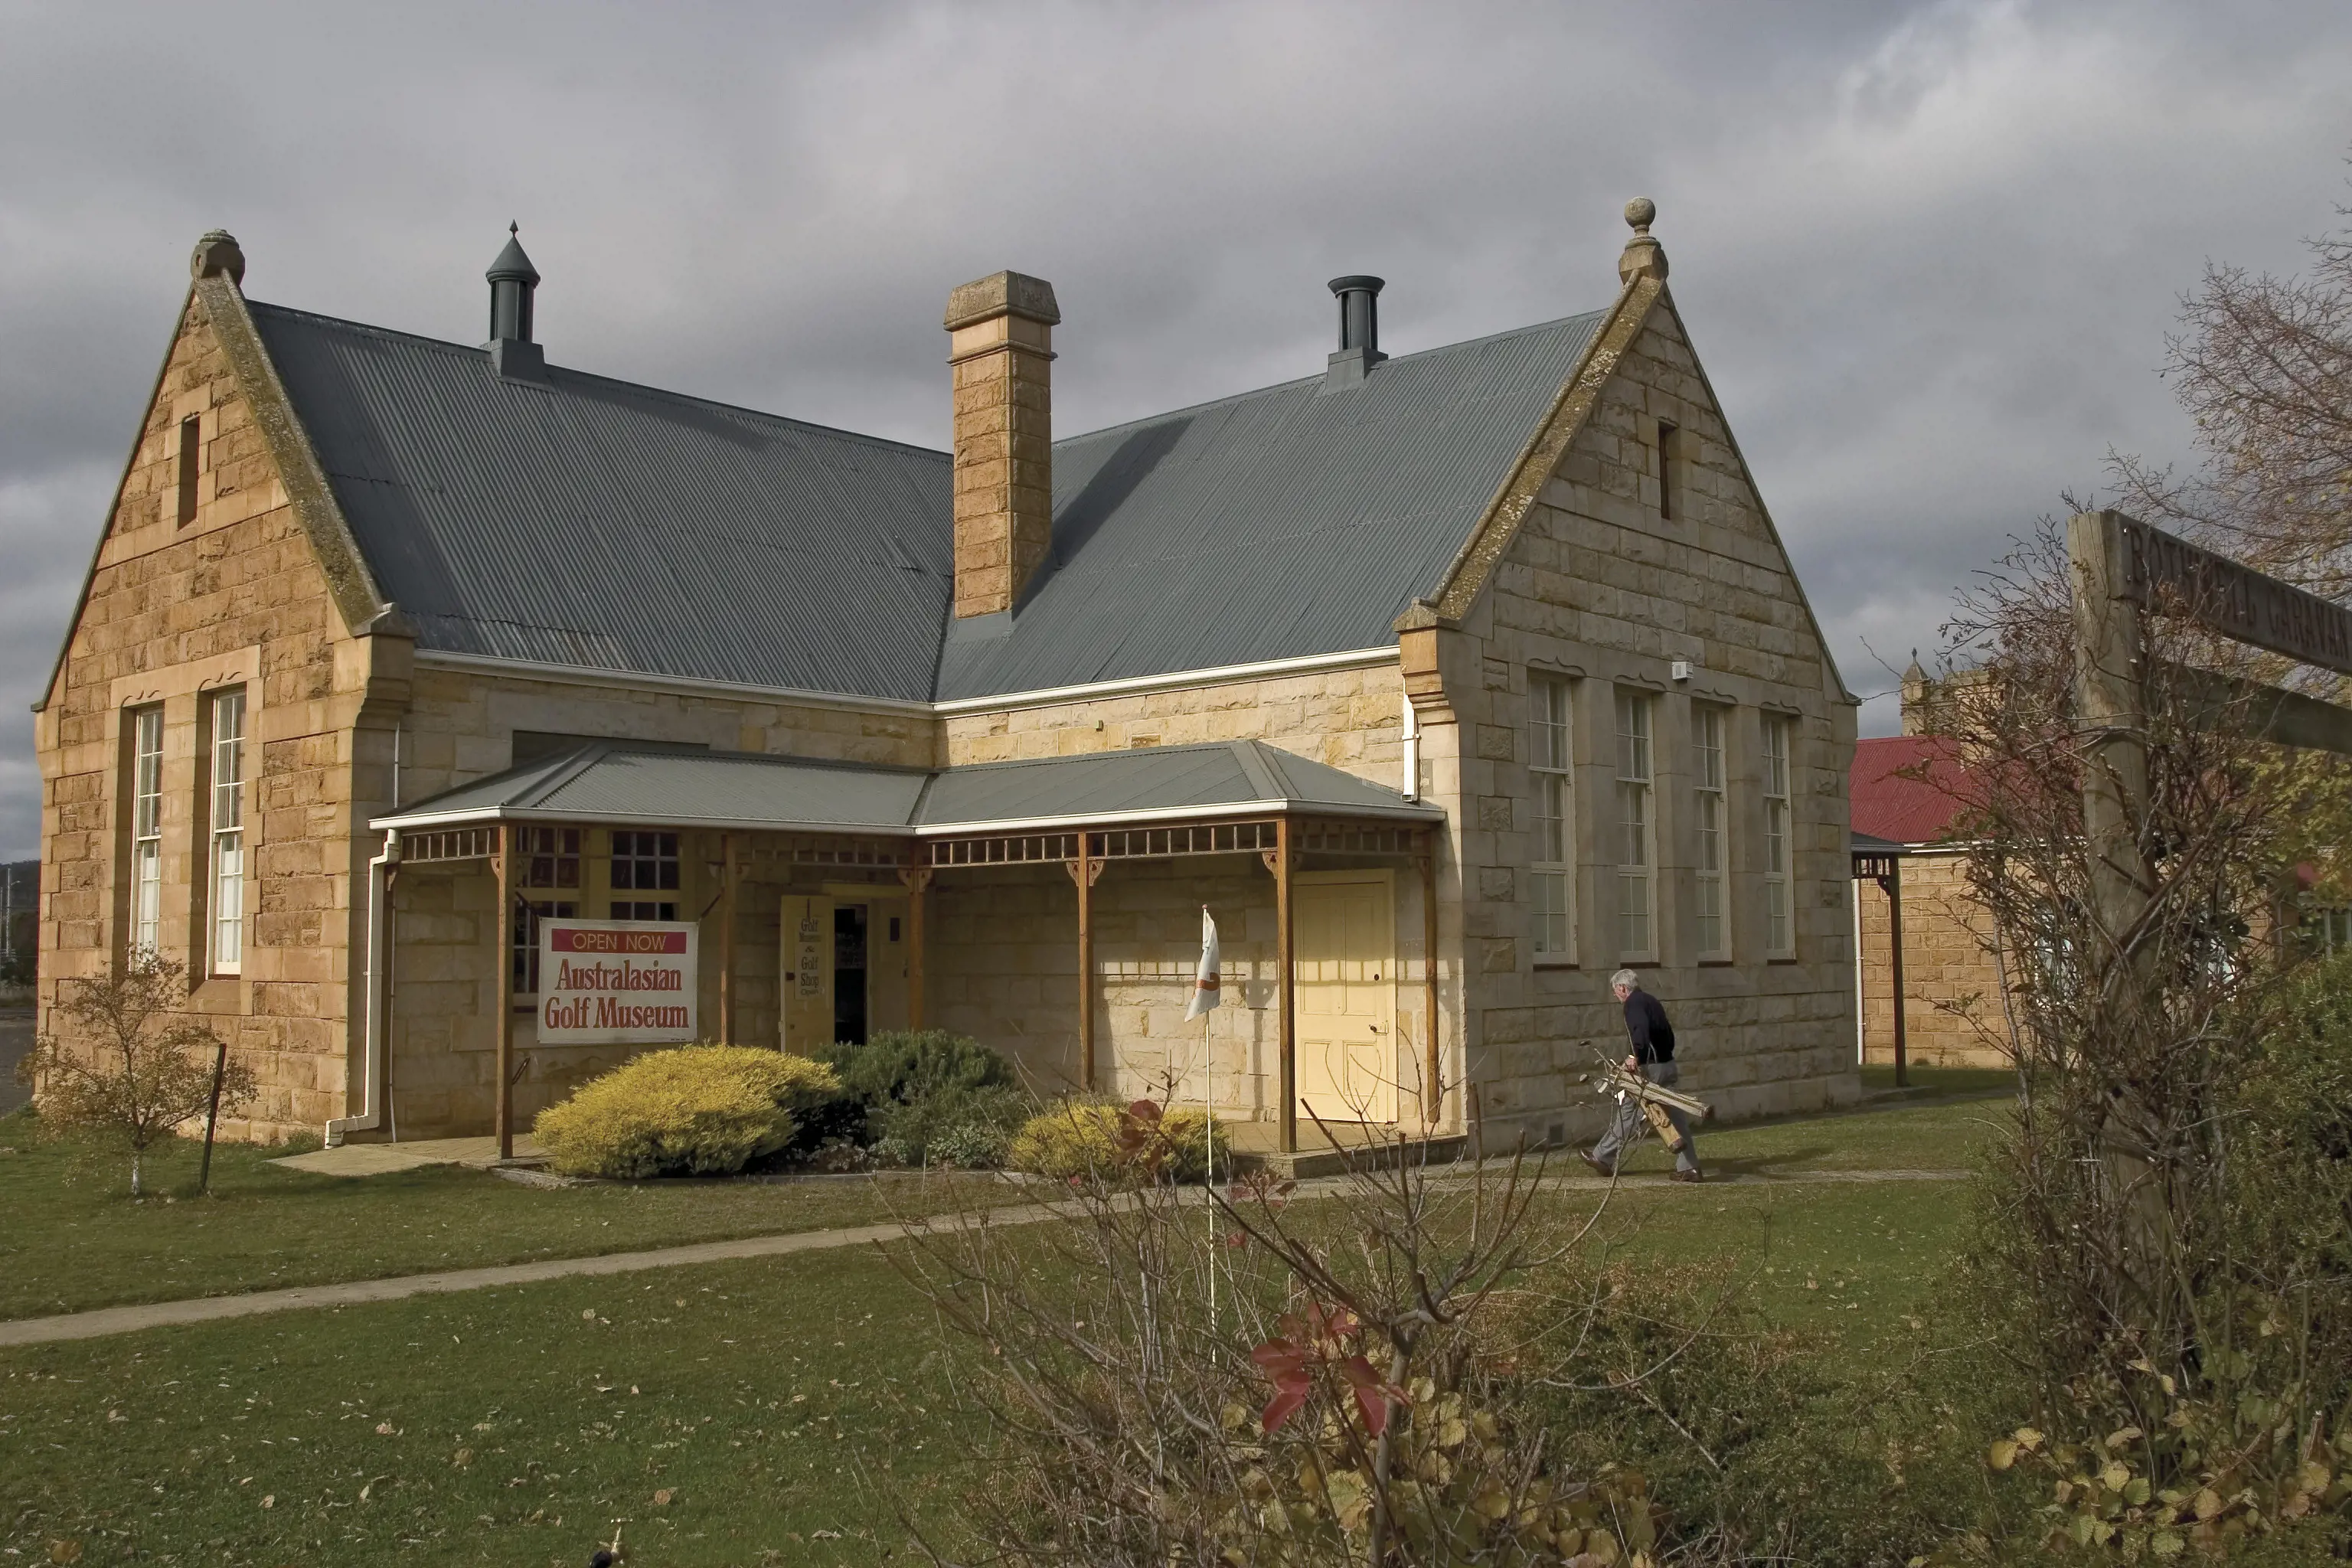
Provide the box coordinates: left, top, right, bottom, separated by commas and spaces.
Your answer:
1007, 1099, 1226, 1184
534, 1045, 841, 1179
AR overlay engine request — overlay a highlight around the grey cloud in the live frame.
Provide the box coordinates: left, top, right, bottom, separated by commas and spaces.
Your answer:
5, 0, 2350, 858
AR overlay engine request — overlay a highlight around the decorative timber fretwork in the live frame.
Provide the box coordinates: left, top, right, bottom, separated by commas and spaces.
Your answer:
403, 827, 495, 864
1086, 822, 1280, 861
1294, 821, 1425, 856
929, 832, 1080, 867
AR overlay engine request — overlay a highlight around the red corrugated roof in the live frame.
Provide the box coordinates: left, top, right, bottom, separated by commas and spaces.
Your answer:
1851, 735, 1974, 845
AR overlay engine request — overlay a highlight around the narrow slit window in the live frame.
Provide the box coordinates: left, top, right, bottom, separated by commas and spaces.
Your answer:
1529, 675, 1573, 960
1615, 690, 1655, 959
208, 689, 246, 974
1657, 420, 1679, 522
1693, 704, 1727, 960
1763, 714, 1793, 956
177, 416, 201, 527
129, 707, 163, 957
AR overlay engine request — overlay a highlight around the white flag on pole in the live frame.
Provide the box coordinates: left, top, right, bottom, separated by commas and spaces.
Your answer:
1184, 906, 1221, 1020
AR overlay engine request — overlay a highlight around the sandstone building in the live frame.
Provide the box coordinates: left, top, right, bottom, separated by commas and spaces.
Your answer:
1851, 664, 2008, 1069
34, 205, 1860, 1152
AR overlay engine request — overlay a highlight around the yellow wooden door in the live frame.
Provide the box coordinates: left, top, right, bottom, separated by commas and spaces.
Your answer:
779, 894, 835, 1054
1294, 875, 1396, 1124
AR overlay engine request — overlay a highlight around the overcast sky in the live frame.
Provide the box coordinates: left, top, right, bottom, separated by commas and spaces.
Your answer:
3, 0, 2349, 861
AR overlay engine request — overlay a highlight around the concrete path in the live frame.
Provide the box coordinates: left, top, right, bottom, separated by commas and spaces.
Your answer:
270, 1134, 546, 1177
0, 1165, 1968, 1350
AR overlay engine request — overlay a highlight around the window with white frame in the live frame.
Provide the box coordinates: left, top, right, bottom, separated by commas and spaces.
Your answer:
1693, 704, 1727, 959
208, 688, 247, 973
1529, 675, 1573, 959
1763, 713, 1793, 956
129, 707, 163, 958
1615, 689, 1655, 958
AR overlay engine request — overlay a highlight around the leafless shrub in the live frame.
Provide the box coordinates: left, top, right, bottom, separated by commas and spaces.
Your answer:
16, 952, 253, 1197
887, 1106, 1704, 1566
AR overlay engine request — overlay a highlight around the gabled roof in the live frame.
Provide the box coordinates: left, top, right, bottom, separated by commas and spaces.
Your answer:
937, 313, 1606, 698
247, 298, 1609, 705
373, 738, 1442, 835
249, 303, 954, 702
1851, 736, 1975, 846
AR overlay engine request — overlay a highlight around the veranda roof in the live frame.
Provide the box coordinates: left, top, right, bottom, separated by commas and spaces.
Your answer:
371, 739, 1442, 838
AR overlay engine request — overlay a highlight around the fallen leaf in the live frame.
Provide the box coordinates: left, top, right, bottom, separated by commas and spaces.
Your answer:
652, 1488, 675, 1506
374, 1421, 396, 1436
259, 1495, 274, 1511
47, 1542, 82, 1566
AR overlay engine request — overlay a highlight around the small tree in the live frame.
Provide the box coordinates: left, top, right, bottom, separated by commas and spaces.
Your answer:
15, 953, 255, 1196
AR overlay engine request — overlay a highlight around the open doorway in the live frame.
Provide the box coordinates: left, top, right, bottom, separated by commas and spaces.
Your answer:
833, 903, 867, 1044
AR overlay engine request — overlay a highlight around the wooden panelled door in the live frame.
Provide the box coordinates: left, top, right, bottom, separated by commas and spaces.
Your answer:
1294, 872, 1398, 1124
779, 894, 835, 1054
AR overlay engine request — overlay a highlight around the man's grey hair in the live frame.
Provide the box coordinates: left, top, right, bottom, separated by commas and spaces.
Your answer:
1609, 969, 1641, 991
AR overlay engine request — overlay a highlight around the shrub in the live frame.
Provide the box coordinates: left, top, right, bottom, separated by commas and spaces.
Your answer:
17, 952, 254, 1197
1007, 1098, 1226, 1184
873, 1083, 1028, 1168
534, 1045, 841, 1179
826, 1029, 1014, 1108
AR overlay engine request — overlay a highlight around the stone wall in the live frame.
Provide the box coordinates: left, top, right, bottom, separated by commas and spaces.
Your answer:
1857, 849, 2013, 1068
1444, 300, 1860, 1138
32, 294, 403, 1138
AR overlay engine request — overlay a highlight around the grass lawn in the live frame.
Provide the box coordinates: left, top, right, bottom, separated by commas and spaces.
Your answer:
1859, 1061, 2016, 1096
0, 1109, 1005, 1320
0, 1097, 2001, 1566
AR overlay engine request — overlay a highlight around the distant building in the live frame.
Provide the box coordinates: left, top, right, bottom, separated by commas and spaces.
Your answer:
1851, 664, 2008, 1069
35, 207, 1858, 1148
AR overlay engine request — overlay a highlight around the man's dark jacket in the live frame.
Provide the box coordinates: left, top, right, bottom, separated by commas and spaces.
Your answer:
1624, 988, 1676, 1064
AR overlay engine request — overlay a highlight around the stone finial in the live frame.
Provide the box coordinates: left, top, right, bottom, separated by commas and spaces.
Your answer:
1617, 197, 1667, 285
191, 230, 246, 286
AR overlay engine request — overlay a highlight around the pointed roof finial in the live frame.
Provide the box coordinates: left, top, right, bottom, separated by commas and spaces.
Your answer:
1618, 196, 1668, 286
487, 224, 539, 286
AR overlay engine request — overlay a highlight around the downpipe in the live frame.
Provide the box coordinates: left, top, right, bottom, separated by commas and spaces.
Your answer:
326, 828, 399, 1146
1400, 691, 1420, 802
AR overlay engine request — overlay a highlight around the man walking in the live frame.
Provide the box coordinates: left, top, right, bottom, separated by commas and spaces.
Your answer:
1583, 970, 1704, 1182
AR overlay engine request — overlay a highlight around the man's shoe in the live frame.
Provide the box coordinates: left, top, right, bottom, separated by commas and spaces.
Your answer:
1671, 1168, 1706, 1184
1579, 1152, 1615, 1179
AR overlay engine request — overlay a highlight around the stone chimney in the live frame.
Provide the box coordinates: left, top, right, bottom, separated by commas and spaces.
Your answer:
944, 270, 1060, 619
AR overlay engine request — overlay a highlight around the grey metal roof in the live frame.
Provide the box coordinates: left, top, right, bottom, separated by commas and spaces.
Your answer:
937, 312, 1606, 700
374, 740, 1439, 835
249, 304, 954, 701
253, 299, 1605, 704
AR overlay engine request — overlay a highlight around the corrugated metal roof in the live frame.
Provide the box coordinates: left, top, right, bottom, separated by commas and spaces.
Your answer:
374, 740, 1439, 834
253, 300, 1604, 703
936, 313, 1608, 699
249, 305, 954, 701
1851, 737, 1976, 846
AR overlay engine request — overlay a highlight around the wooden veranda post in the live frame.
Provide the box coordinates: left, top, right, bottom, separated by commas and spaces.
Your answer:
1073, 835, 1099, 1093
719, 834, 737, 1046
1275, 817, 1297, 1154
493, 821, 517, 1161
900, 864, 931, 1032
1419, 831, 1441, 1129
1881, 860, 1908, 1087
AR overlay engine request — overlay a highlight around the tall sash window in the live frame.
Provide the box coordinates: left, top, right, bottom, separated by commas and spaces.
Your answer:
1693, 705, 1727, 959
1615, 690, 1655, 959
129, 708, 163, 957
1529, 677, 1573, 959
209, 689, 247, 973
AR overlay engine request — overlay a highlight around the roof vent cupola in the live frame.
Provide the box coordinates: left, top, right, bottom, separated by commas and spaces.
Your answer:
1324, 275, 1387, 389
485, 223, 547, 381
